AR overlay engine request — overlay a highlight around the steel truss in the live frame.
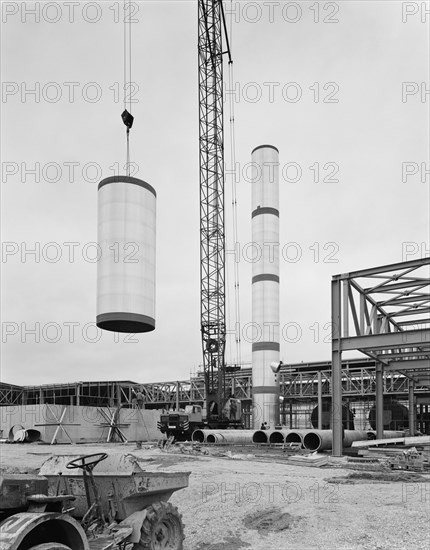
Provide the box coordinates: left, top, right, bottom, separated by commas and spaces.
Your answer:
331, 257, 430, 455
198, 0, 229, 415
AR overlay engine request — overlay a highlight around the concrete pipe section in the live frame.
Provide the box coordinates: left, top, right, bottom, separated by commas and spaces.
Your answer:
268, 429, 291, 444
303, 430, 333, 451
342, 430, 374, 447
191, 430, 206, 443
303, 430, 377, 451
285, 431, 305, 446
252, 430, 269, 444
24, 429, 41, 442
206, 433, 223, 444
205, 431, 255, 444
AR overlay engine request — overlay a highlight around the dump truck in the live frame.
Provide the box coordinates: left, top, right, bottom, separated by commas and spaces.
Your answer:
0, 452, 190, 549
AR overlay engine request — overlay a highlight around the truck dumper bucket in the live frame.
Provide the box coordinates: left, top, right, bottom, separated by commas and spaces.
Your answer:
39, 453, 190, 521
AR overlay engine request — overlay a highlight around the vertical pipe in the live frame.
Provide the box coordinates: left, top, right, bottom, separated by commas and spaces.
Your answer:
375, 363, 384, 439
419, 404, 423, 433
331, 277, 343, 457
317, 371, 323, 430
289, 401, 293, 429
251, 145, 280, 429
176, 381, 180, 411
408, 380, 415, 436
116, 383, 120, 407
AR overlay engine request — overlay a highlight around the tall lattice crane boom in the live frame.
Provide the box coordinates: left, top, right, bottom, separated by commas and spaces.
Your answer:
198, 0, 231, 418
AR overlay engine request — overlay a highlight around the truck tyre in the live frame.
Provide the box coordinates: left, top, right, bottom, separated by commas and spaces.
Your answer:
138, 502, 184, 549
30, 545, 72, 549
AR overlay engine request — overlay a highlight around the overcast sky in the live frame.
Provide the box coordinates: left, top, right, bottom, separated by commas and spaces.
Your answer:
1, 1, 429, 386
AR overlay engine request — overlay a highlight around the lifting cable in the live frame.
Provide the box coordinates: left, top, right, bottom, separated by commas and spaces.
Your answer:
121, 0, 133, 176
226, 0, 242, 367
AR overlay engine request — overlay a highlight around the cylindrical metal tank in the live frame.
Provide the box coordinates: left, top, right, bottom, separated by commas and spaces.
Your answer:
311, 401, 355, 430
251, 145, 280, 429
368, 400, 409, 431
97, 176, 156, 333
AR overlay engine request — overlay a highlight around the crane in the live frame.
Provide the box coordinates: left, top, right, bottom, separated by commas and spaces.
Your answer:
157, 1, 242, 440
198, 0, 232, 421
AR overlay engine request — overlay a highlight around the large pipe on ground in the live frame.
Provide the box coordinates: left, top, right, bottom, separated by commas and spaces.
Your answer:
303, 430, 333, 451
268, 429, 291, 444
212, 431, 255, 444
206, 433, 223, 444
204, 430, 255, 444
193, 430, 255, 444
25, 429, 41, 442
191, 430, 206, 443
304, 430, 379, 451
252, 430, 269, 444
285, 431, 306, 446
343, 430, 375, 447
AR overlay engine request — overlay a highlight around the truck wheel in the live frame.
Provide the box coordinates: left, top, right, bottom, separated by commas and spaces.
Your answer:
29, 545, 72, 549
139, 502, 184, 550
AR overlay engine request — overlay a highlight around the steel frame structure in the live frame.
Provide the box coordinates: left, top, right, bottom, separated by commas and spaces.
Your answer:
331, 257, 430, 455
3, 358, 429, 409
198, 0, 231, 416
0, 383, 23, 406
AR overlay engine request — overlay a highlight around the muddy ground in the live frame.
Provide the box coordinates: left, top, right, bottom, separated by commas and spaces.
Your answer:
1, 442, 429, 550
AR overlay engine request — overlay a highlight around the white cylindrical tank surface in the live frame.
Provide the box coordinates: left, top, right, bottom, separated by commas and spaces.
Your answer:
97, 176, 156, 333
251, 145, 280, 430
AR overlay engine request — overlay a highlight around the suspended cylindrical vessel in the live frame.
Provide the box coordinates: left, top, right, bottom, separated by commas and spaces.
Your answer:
97, 176, 156, 333
251, 145, 280, 429
268, 429, 291, 444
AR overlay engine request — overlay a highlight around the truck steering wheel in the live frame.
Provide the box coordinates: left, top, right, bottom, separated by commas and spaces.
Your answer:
66, 453, 108, 470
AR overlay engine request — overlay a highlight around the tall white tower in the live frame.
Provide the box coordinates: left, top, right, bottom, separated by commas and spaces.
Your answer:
251, 145, 280, 429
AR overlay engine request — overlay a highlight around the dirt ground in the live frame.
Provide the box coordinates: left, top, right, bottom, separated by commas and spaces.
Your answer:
1, 442, 429, 550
